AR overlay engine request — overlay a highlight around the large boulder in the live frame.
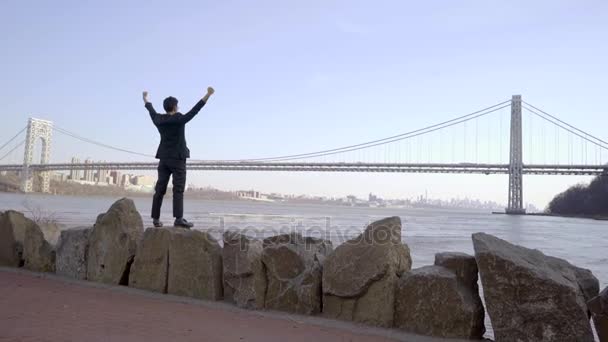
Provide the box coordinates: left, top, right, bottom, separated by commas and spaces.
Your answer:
394, 253, 485, 339
0, 210, 55, 272
472, 232, 595, 342
167, 228, 223, 300
588, 286, 608, 342
129, 228, 172, 293
322, 216, 411, 327
0, 211, 29, 267
87, 198, 144, 285
261, 233, 332, 315
23, 219, 56, 272
222, 231, 265, 309
55, 227, 90, 280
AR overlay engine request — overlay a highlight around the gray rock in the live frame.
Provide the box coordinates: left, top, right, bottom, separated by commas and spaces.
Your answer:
395, 264, 485, 339
222, 231, 265, 309
588, 286, 608, 342
0, 210, 30, 267
23, 220, 56, 273
322, 216, 411, 327
434, 252, 479, 289
167, 228, 223, 300
0, 210, 55, 272
87, 198, 144, 285
129, 228, 172, 293
261, 233, 332, 315
472, 232, 594, 342
56, 227, 91, 280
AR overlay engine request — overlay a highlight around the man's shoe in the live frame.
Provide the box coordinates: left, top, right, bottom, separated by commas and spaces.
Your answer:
153, 219, 163, 228
174, 217, 193, 228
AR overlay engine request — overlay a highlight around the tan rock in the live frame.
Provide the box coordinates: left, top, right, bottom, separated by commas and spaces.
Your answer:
261, 233, 332, 315
167, 229, 223, 300
322, 216, 410, 327
87, 198, 143, 285
129, 228, 172, 293
222, 231, 265, 309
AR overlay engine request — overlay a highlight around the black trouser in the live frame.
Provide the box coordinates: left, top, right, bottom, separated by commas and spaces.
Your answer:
151, 158, 186, 219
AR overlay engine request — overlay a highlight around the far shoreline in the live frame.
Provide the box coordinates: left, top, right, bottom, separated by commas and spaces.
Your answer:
492, 211, 608, 221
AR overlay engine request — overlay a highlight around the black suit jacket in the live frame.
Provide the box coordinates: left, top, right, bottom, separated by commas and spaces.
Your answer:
145, 100, 206, 160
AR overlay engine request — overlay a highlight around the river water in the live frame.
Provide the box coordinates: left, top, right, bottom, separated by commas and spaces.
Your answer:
1, 192, 606, 339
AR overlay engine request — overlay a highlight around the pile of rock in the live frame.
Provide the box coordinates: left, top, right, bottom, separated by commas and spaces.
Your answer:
1, 197, 604, 342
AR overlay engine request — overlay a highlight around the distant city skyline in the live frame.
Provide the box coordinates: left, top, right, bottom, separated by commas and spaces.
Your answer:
2, 1, 607, 208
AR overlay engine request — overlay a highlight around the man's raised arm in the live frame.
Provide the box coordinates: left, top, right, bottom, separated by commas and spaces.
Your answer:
143, 91, 159, 122
180, 87, 215, 124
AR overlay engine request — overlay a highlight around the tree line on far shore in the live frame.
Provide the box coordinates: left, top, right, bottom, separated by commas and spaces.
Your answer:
547, 175, 608, 217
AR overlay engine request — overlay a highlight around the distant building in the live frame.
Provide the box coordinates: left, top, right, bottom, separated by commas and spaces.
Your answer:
69, 157, 81, 180
236, 190, 260, 199
120, 174, 132, 187
83, 158, 94, 182
109, 171, 121, 186
133, 175, 155, 187
50, 172, 65, 182
97, 162, 108, 184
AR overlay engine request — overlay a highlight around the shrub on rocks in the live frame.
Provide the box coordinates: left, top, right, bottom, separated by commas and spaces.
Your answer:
223, 231, 265, 309
322, 216, 411, 327
588, 286, 608, 342
0, 210, 55, 272
167, 228, 223, 300
87, 198, 143, 285
472, 232, 596, 342
394, 252, 485, 339
261, 233, 332, 315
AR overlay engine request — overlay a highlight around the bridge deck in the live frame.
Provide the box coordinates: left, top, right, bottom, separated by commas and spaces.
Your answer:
1, 162, 605, 176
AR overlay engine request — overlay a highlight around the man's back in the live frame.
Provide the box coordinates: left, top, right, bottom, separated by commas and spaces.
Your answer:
145, 99, 206, 159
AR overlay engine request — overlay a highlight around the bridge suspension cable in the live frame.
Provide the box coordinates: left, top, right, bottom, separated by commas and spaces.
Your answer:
522, 104, 608, 150
0, 126, 26, 152
523, 101, 608, 147
0, 140, 25, 162
52, 125, 156, 158
218, 100, 511, 162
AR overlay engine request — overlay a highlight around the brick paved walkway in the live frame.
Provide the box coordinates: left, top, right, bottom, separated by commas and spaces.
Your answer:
0, 269, 456, 342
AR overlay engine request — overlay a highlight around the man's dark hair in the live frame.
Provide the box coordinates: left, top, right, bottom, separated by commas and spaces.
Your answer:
163, 96, 178, 112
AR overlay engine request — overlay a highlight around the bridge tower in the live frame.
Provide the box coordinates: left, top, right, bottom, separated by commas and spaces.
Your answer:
21, 118, 53, 193
506, 95, 525, 214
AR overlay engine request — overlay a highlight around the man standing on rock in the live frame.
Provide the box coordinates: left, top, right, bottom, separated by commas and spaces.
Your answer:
143, 87, 215, 228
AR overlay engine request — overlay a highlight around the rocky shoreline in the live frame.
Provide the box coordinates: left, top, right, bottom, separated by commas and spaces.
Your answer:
1, 197, 606, 341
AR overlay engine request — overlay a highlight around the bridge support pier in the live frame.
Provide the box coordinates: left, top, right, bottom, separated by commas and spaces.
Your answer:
506, 95, 525, 214
21, 118, 53, 193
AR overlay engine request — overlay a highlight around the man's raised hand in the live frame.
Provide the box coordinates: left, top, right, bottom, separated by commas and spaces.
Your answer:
207, 87, 215, 96
143, 91, 149, 103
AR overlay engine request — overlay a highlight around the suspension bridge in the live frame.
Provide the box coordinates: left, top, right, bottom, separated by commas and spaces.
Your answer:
1, 95, 607, 214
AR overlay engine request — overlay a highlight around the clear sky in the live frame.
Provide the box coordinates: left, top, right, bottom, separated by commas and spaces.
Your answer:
1, 0, 607, 208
